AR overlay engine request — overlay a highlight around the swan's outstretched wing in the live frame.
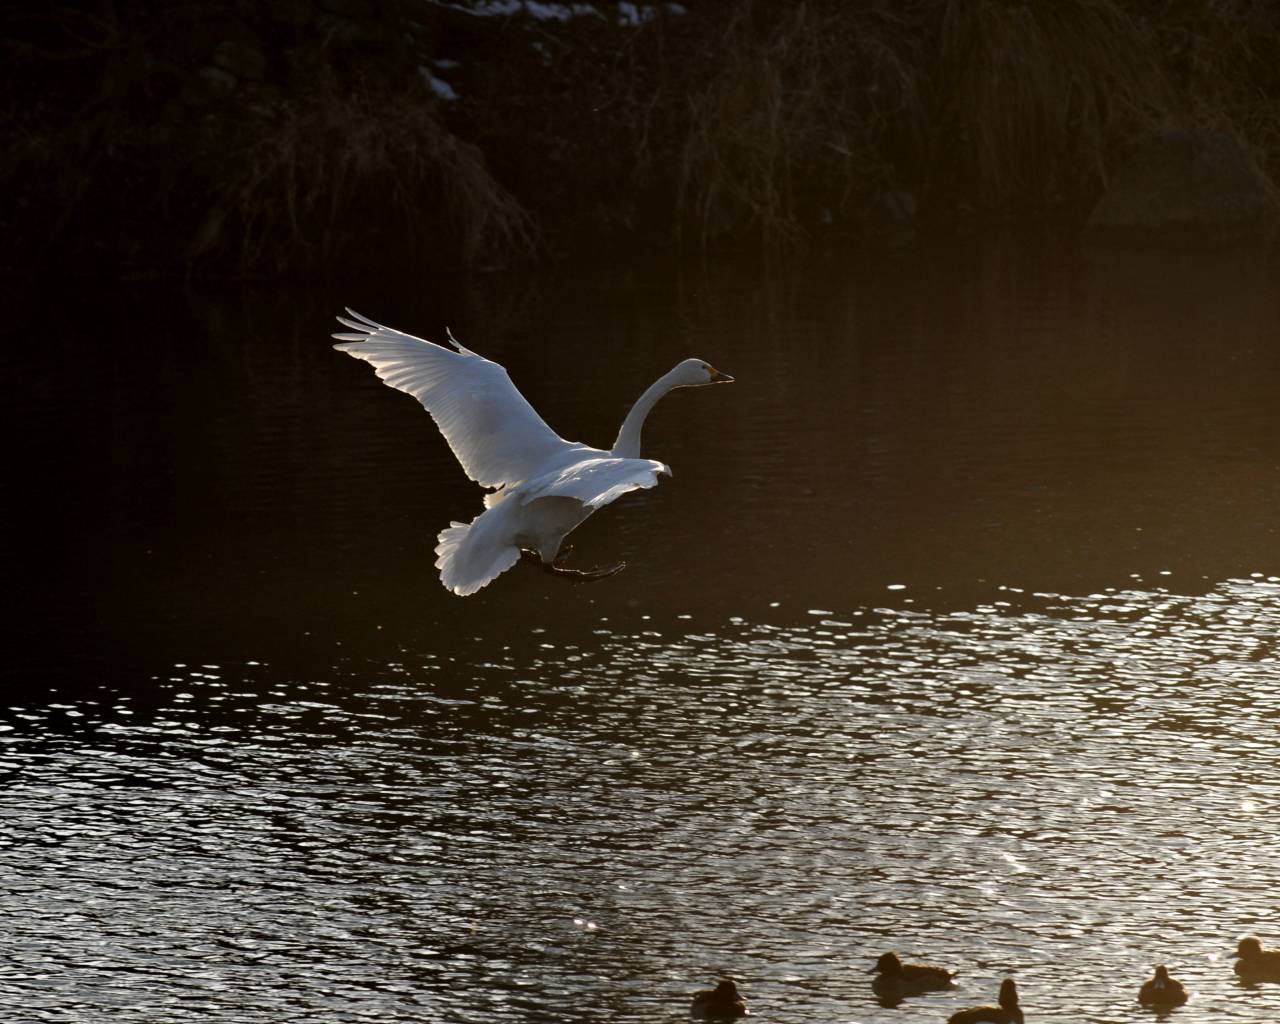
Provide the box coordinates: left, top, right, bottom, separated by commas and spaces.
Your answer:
333, 309, 570, 489
522, 457, 672, 510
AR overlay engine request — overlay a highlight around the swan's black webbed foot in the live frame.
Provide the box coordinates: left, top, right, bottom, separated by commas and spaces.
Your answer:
559, 561, 626, 583
520, 548, 626, 584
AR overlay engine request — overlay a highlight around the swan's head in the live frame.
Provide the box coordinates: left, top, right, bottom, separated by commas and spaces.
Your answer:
672, 358, 734, 387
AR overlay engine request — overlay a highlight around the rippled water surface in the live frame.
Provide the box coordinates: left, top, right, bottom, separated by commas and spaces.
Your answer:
6, 239, 1280, 1022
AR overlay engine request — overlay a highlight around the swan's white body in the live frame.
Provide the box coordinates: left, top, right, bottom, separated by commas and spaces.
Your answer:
332, 310, 731, 595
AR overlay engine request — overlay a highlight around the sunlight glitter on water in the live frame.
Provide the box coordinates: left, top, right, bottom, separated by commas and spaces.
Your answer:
4, 577, 1280, 1022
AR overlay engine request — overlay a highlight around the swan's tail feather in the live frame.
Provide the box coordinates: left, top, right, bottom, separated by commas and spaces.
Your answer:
433, 514, 520, 597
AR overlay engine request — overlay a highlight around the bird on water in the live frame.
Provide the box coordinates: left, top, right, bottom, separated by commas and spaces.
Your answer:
1234, 936, 1280, 982
869, 950, 957, 1002
333, 309, 732, 595
947, 978, 1023, 1024
1138, 964, 1188, 1007
690, 978, 749, 1018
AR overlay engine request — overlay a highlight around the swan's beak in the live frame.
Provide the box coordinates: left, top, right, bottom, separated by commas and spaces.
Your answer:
709, 368, 734, 383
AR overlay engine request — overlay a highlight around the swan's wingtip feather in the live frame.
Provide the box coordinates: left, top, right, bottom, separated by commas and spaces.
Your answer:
335, 308, 389, 336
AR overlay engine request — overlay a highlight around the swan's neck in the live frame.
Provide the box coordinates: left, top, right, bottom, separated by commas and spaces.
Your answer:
611, 369, 681, 459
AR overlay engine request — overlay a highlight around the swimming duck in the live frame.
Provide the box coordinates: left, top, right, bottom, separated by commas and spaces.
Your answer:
870, 950, 957, 1000
947, 978, 1023, 1024
1138, 964, 1188, 1007
1234, 936, 1280, 982
690, 978, 749, 1018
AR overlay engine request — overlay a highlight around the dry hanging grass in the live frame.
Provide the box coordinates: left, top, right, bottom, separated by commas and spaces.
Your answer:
1149, 0, 1280, 208
933, 0, 1170, 204
8, 0, 1280, 276
676, 2, 925, 251
190, 70, 537, 274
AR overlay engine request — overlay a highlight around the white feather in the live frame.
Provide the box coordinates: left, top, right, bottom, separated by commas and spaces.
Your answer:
332, 309, 570, 490
522, 457, 671, 509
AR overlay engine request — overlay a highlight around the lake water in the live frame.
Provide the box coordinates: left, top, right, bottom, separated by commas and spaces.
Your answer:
5, 236, 1280, 1022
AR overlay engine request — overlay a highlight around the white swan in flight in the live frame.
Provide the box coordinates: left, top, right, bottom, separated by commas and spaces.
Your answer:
332, 310, 734, 596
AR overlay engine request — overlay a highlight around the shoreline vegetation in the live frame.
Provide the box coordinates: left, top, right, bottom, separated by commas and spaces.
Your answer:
5, 0, 1279, 280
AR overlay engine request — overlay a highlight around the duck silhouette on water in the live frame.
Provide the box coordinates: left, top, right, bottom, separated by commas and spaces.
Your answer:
690, 978, 748, 1018
947, 978, 1023, 1024
870, 951, 957, 1005
1234, 936, 1280, 982
1138, 964, 1188, 1007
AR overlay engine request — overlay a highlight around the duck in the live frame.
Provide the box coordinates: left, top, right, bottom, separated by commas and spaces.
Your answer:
1138, 964, 1188, 1007
690, 978, 749, 1018
947, 978, 1023, 1024
870, 950, 957, 1001
1234, 936, 1280, 982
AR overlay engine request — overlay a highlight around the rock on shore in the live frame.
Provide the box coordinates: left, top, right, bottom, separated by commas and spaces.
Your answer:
1086, 129, 1268, 245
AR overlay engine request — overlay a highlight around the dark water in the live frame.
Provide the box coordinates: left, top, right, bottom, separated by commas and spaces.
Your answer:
5, 237, 1280, 1022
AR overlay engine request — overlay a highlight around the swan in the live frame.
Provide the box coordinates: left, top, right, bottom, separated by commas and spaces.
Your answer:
332, 309, 733, 595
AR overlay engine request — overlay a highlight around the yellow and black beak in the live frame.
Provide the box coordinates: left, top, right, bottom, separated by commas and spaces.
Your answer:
708, 367, 734, 383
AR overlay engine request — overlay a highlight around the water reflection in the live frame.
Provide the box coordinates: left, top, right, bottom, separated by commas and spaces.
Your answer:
8, 238, 1280, 668
7, 237, 1280, 1020
4, 578, 1280, 1021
